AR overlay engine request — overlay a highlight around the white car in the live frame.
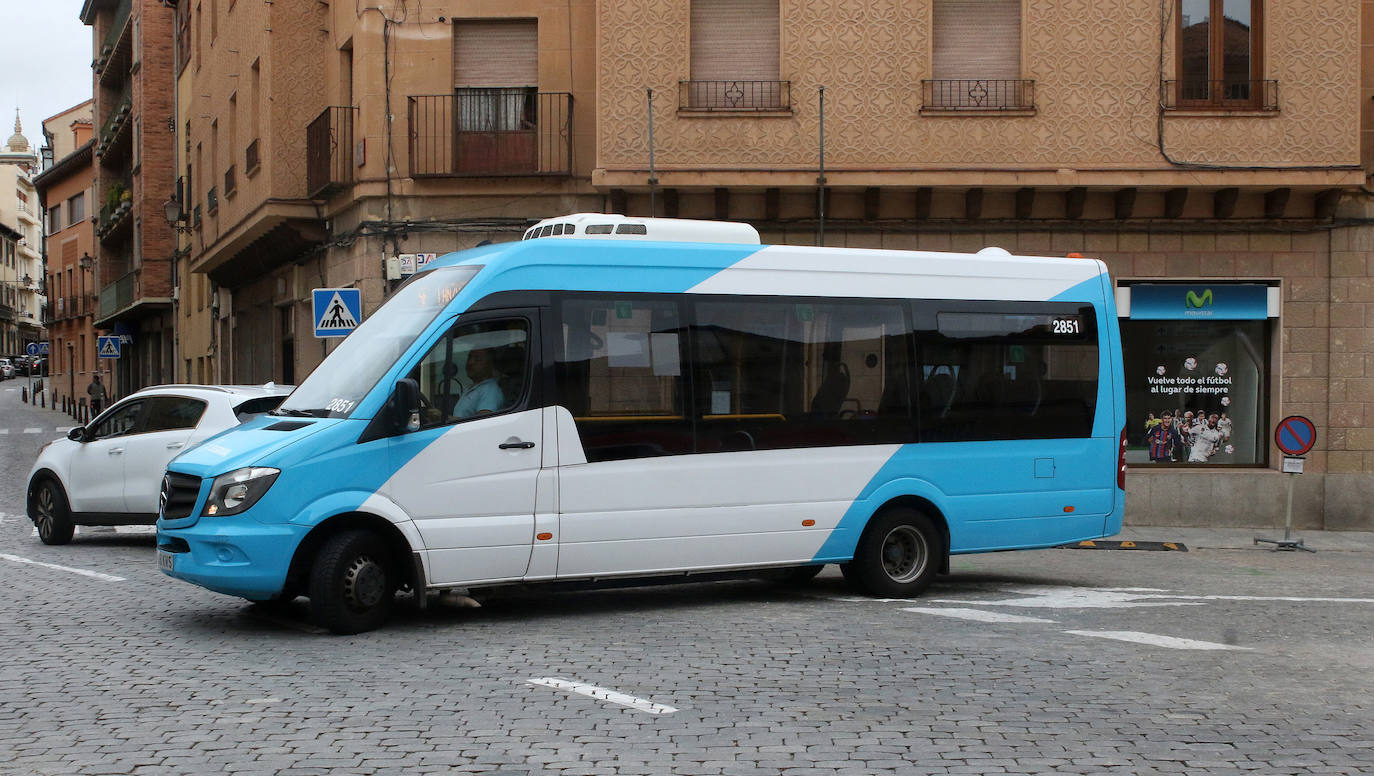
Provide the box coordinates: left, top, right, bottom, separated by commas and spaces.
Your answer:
0, 358, 14, 379
26, 383, 293, 545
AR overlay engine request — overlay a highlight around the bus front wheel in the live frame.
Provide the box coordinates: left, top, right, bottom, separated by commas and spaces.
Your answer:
308, 530, 395, 634
848, 507, 941, 598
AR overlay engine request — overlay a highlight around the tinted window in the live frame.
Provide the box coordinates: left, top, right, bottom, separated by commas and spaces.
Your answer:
556, 297, 689, 462
615, 223, 648, 235
691, 299, 914, 452
915, 303, 1098, 441
407, 317, 531, 429
89, 401, 143, 440
585, 224, 613, 235
140, 397, 208, 432
234, 395, 288, 422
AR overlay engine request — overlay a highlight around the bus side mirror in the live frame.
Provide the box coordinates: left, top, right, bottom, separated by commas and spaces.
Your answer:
392, 378, 421, 433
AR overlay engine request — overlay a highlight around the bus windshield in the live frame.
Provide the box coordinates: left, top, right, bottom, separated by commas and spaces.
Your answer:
275, 265, 480, 419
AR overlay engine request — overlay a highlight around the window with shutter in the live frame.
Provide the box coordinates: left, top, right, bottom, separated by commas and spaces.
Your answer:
928, 0, 1029, 110
685, 0, 785, 110
450, 21, 541, 173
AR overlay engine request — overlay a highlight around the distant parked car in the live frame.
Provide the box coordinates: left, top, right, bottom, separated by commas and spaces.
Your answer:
0, 358, 13, 379
26, 383, 294, 545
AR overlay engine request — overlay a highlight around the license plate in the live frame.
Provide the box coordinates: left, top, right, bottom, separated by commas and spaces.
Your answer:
157, 551, 175, 572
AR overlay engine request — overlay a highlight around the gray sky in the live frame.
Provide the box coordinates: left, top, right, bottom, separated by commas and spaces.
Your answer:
0, 1, 93, 146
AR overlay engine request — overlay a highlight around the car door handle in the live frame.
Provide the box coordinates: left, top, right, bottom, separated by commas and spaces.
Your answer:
166, 442, 185, 450
498, 441, 536, 450
108, 448, 124, 455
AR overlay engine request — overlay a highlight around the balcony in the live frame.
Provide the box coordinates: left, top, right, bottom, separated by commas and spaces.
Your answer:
96, 83, 133, 161
95, 0, 132, 85
921, 80, 1035, 112
678, 80, 791, 112
98, 270, 136, 320
1161, 79, 1278, 112
306, 106, 357, 197
407, 90, 572, 178
96, 180, 133, 244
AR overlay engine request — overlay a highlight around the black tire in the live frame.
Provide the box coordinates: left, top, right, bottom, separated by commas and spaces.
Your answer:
32, 478, 75, 546
848, 507, 942, 598
308, 530, 395, 634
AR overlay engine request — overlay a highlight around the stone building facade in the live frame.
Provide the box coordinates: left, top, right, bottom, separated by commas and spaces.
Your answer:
172, 0, 1372, 529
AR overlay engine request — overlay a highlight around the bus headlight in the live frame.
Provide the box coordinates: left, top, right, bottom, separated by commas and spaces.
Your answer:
203, 467, 280, 517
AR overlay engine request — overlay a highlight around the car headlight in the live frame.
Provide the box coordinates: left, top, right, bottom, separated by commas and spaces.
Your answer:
202, 467, 279, 517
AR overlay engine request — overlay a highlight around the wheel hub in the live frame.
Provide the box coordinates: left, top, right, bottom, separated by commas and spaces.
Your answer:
342, 555, 386, 610
881, 526, 927, 583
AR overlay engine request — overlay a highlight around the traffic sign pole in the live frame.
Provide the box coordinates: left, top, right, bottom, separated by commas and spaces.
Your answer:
1256, 416, 1317, 553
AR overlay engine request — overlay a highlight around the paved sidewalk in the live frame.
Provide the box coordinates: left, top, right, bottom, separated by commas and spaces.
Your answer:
1116, 524, 1374, 551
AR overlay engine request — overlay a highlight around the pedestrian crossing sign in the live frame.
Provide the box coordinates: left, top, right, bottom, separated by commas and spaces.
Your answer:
312, 288, 363, 338
97, 335, 121, 359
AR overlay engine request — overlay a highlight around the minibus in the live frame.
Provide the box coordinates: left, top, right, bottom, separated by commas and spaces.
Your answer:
157, 220, 1126, 634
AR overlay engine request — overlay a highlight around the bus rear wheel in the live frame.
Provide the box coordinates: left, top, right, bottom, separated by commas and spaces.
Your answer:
308, 530, 395, 634
849, 507, 941, 598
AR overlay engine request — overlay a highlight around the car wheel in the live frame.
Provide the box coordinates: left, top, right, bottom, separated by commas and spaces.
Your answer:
308, 530, 394, 635
33, 479, 76, 546
848, 506, 941, 598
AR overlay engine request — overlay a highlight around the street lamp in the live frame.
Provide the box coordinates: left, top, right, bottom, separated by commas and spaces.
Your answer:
78, 252, 93, 271
162, 197, 193, 234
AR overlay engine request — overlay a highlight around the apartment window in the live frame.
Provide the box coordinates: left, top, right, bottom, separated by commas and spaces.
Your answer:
47, 205, 61, 234
452, 20, 537, 131
685, 0, 784, 110
175, 0, 191, 74
67, 192, 85, 225
927, 0, 1030, 110
1175, 0, 1265, 107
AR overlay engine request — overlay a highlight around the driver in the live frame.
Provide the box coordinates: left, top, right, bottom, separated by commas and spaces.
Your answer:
453, 348, 504, 418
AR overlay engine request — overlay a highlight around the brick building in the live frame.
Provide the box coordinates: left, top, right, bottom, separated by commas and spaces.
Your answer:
81, 0, 179, 398
172, 0, 1372, 529
34, 101, 99, 415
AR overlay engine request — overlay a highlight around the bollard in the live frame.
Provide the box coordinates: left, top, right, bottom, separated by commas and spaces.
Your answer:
21, 386, 27, 403
40, 390, 45, 408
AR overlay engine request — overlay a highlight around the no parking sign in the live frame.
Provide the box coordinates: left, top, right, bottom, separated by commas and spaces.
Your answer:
1274, 415, 1316, 457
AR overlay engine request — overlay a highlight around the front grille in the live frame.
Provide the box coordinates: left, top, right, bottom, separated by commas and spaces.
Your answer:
160, 472, 202, 520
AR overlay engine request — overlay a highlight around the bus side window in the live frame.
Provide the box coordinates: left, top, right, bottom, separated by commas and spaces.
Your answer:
555, 296, 690, 462
915, 303, 1098, 441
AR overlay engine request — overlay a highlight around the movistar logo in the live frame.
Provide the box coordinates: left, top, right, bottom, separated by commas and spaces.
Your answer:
1185, 289, 1213, 309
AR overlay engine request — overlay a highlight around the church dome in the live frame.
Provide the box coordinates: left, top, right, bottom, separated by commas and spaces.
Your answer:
7, 110, 30, 153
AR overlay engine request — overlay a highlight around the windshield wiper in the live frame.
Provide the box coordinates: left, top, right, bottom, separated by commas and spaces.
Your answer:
270, 407, 324, 418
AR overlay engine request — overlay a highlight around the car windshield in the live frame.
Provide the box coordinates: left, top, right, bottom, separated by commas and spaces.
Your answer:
274, 265, 480, 419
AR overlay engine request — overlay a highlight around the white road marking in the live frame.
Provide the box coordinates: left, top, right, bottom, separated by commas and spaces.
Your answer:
902, 606, 1057, 624
0, 429, 8, 434
527, 678, 678, 715
930, 585, 1374, 609
1065, 630, 1251, 651
56, 426, 73, 433
23, 428, 41, 434
0, 553, 125, 582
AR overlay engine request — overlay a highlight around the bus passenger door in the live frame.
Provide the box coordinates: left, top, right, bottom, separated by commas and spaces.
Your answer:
377, 311, 542, 586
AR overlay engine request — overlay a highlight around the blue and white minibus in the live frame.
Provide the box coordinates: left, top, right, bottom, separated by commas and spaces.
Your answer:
157, 220, 1126, 634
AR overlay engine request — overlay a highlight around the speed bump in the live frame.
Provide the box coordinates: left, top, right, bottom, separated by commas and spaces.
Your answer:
1059, 540, 1188, 552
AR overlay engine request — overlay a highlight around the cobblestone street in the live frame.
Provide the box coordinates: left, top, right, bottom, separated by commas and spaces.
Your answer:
2, 387, 1372, 775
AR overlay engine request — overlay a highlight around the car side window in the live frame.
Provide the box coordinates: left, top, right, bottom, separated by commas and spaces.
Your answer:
407, 318, 531, 429
140, 397, 208, 433
88, 401, 144, 441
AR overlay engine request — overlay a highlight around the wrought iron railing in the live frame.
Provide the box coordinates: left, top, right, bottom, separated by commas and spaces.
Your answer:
1161, 80, 1278, 111
922, 80, 1035, 110
98, 82, 133, 149
306, 106, 357, 197
100, 0, 132, 65
678, 80, 791, 111
408, 90, 573, 177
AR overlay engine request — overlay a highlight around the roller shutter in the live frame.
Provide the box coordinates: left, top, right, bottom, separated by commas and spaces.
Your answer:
932, 0, 1021, 80
453, 20, 538, 87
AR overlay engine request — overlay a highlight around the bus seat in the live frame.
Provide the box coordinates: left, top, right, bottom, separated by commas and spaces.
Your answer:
810, 362, 850, 416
